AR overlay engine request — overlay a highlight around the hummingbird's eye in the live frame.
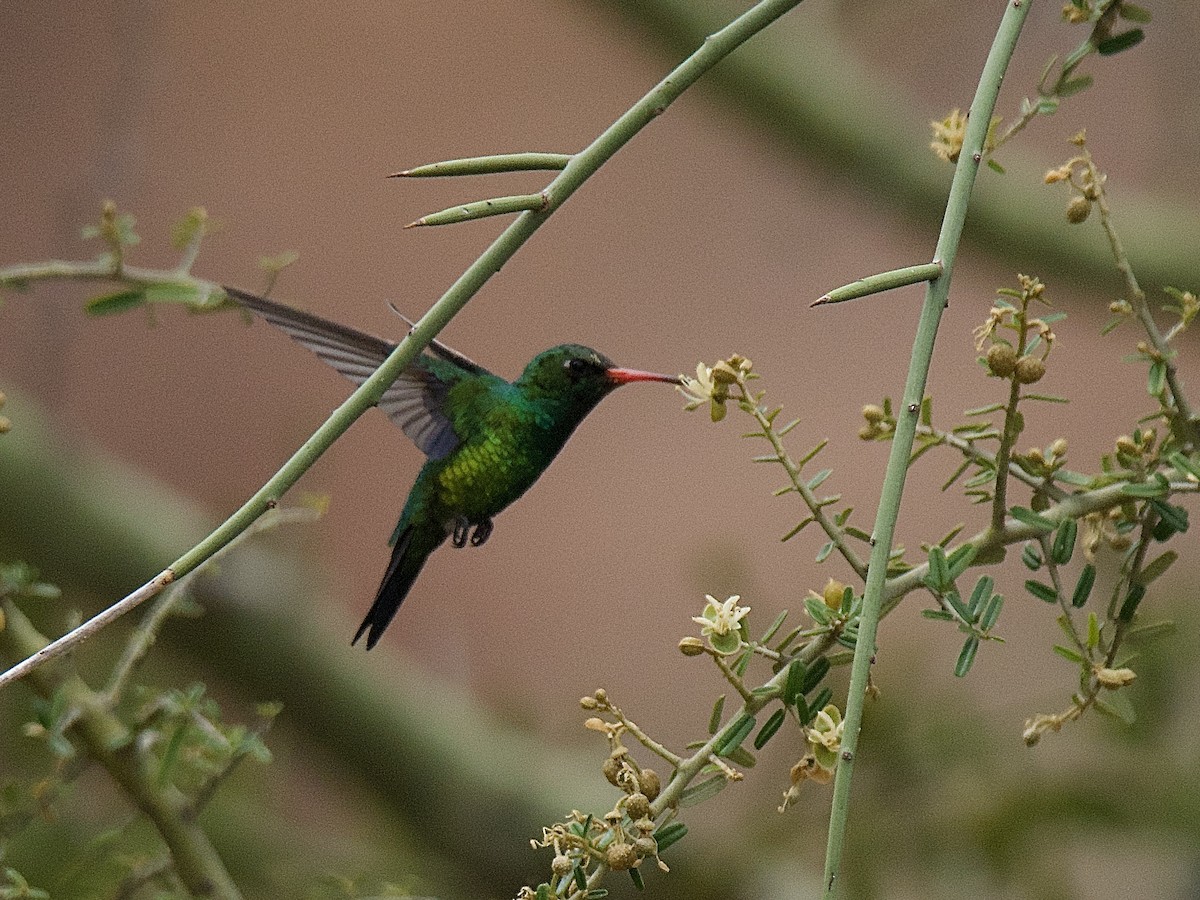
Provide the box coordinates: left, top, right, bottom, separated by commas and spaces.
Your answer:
564, 357, 590, 378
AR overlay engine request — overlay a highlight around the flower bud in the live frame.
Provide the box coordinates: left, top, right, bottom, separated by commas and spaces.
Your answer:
639, 768, 661, 801
861, 404, 885, 423
607, 842, 639, 871
986, 343, 1018, 377
822, 578, 847, 610
551, 854, 573, 877
678, 636, 706, 656
602, 757, 622, 787
1066, 195, 1092, 224
626, 792, 651, 819
1014, 356, 1046, 384
1095, 666, 1136, 689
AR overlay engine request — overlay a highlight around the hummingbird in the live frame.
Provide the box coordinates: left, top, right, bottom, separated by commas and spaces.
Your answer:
224, 287, 681, 649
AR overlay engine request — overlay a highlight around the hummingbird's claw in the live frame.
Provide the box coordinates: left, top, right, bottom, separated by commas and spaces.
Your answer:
452, 516, 470, 548
470, 519, 494, 547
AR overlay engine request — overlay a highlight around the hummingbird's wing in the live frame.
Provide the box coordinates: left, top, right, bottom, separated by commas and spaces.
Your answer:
225, 287, 492, 460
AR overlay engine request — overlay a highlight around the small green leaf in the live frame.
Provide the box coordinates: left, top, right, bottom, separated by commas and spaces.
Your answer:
1118, 583, 1145, 622
1148, 360, 1167, 396
807, 687, 833, 719
574, 865, 589, 892
1025, 580, 1059, 604
783, 659, 808, 706
807, 469, 833, 490
1127, 620, 1176, 642
1053, 644, 1084, 664
925, 545, 949, 591
654, 821, 688, 852
805, 596, 833, 626
86, 288, 147, 316
1140, 550, 1178, 585
980, 594, 1004, 631
800, 656, 831, 694
536, 882, 552, 900
725, 745, 757, 768
760, 610, 789, 644
1150, 499, 1188, 537
1022, 542, 1044, 571
715, 713, 756, 757
754, 708, 788, 749
1010, 506, 1056, 532
946, 543, 977, 579
1051, 520, 1077, 565
1095, 691, 1137, 726
922, 609, 956, 622
708, 695, 725, 735
986, 158, 1006, 175
815, 541, 835, 563
1169, 451, 1200, 480
944, 590, 972, 622
955, 636, 980, 677
1120, 479, 1168, 498
968, 575, 995, 617
1119, 3, 1151, 23
1071, 564, 1096, 608
1086, 611, 1100, 649
1096, 29, 1145, 56
629, 866, 645, 891
679, 774, 728, 807
1057, 74, 1094, 97
146, 281, 209, 306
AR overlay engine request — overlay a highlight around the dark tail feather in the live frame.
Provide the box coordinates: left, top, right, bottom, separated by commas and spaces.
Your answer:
353, 524, 445, 649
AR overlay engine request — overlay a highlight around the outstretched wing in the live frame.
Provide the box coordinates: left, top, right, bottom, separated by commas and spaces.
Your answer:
225, 286, 491, 460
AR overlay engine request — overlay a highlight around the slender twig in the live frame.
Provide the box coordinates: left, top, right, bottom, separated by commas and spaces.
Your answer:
821, 4, 1032, 896
1085, 153, 1199, 446
0, 259, 220, 302
0, 0, 809, 691
742, 388, 868, 579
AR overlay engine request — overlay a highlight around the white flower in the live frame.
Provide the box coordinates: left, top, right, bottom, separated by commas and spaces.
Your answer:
692, 594, 750, 636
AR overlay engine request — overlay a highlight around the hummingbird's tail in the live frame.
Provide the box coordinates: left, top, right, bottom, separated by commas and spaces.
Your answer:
353, 523, 446, 649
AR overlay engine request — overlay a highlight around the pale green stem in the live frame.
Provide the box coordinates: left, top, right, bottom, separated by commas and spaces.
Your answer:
821, 3, 1033, 897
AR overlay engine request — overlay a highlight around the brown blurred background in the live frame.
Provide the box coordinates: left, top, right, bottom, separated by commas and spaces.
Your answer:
2, 2, 1199, 898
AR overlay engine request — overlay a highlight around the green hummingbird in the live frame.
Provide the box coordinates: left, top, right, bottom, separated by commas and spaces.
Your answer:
224, 287, 680, 649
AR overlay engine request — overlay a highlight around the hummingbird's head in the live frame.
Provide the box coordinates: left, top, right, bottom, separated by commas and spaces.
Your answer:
517, 345, 681, 411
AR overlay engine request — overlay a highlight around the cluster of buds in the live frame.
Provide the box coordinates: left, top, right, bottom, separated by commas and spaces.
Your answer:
929, 108, 967, 164
678, 355, 754, 422
1013, 438, 1069, 479
1114, 427, 1159, 472
975, 275, 1055, 385
1044, 132, 1101, 225
858, 403, 894, 441
1082, 507, 1135, 558
580, 690, 669, 875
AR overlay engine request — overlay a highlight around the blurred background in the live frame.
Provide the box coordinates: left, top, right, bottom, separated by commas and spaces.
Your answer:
2, 1, 1199, 898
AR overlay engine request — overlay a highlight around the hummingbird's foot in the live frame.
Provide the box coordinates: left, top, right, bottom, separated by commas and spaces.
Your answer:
470, 518, 494, 547
451, 516, 470, 548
